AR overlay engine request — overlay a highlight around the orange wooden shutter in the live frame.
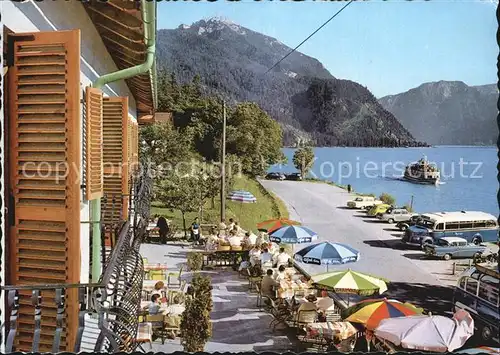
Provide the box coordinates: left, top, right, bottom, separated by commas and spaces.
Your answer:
102, 97, 129, 223
85, 87, 103, 200
7, 30, 81, 352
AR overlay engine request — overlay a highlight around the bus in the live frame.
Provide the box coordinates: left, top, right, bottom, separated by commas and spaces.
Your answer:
402, 211, 498, 246
453, 263, 499, 344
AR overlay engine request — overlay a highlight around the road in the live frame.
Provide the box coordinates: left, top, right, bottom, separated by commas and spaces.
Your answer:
260, 179, 466, 314
261, 180, 451, 283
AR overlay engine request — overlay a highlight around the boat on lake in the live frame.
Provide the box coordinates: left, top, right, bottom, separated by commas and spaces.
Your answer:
403, 156, 440, 185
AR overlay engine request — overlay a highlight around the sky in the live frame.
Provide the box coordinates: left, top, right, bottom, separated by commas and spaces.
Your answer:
156, 0, 498, 98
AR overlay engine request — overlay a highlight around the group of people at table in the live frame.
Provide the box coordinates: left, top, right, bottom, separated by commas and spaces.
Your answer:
143, 281, 194, 339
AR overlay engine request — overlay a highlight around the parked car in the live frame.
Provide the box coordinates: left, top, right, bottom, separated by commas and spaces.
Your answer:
346, 196, 383, 209
265, 172, 285, 180
378, 208, 417, 223
286, 173, 302, 181
423, 237, 487, 260
367, 204, 392, 217
396, 215, 422, 231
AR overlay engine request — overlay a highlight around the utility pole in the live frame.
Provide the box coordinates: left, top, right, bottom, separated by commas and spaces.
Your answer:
410, 195, 414, 211
220, 100, 227, 222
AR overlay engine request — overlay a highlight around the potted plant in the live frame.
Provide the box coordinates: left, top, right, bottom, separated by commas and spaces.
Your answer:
180, 274, 213, 352
187, 252, 204, 271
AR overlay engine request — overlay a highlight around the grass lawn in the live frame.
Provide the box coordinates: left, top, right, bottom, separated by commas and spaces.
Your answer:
151, 175, 289, 234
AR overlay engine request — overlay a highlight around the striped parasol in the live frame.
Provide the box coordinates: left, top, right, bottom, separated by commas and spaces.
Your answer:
456, 347, 500, 354
257, 218, 301, 233
269, 225, 318, 244
294, 242, 360, 269
342, 298, 424, 330
311, 269, 389, 305
227, 190, 257, 203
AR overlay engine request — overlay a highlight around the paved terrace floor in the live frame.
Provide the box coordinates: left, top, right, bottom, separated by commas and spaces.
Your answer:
139, 243, 297, 352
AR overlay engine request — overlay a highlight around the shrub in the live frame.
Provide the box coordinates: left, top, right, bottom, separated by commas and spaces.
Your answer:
181, 273, 213, 352
187, 252, 204, 271
379, 193, 396, 205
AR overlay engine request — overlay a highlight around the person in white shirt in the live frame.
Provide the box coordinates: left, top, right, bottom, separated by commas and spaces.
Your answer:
274, 265, 287, 281
227, 218, 235, 231
249, 246, 261, 266
275, 247, 291, 268
229, 233, 243, 246
244, 232, 258, 247
238, 256, 250, 272
260, 248, 273, 268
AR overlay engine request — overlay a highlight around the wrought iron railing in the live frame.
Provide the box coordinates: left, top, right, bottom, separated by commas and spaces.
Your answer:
1, 218, 148, 353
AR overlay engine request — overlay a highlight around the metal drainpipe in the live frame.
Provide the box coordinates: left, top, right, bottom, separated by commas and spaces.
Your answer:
90, 0, 156, 282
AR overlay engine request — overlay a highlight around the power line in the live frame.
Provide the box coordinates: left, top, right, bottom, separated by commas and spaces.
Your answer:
264, 0, 354, 75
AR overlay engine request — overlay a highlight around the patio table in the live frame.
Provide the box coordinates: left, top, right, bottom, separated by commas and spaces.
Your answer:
277, 279, 314, 299
296, 296, 337, 311
144, 263, 168, 271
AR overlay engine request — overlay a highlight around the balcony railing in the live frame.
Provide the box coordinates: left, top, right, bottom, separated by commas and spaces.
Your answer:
1, 217, 148, 353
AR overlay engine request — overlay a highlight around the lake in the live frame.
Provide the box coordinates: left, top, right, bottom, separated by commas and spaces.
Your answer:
269, 146, 499, 217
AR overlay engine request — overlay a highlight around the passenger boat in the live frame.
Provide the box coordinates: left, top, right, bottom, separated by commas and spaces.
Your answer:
403, 156, 440, 185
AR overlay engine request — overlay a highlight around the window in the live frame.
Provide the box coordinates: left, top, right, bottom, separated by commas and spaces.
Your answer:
485, 220, 497, 228
435, 223, 444, 231
473, 221, 486, 228
465, 278, 478, 295
478, 280, 499, 305
446, 222, 459, 230
460, 222, 473, 229
355, 198, 363, 201
437, 239, 449, 247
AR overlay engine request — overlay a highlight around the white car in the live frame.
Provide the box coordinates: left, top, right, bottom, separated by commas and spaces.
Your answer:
378, 208, 417, 223
347, 196, 383, 209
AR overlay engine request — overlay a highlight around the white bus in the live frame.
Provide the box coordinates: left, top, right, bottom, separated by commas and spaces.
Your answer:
402, 211, 498, 246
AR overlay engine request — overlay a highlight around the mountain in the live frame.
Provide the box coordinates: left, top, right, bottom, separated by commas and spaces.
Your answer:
378, 81, 498, 146
156, 17, 419, 147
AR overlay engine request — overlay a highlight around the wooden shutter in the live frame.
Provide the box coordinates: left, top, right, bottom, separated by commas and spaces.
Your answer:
102, 97, 128, 223
85, 87, 103, 200
7, 30, 81, 352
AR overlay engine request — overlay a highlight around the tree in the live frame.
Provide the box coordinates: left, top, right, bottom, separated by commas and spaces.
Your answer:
139, 121, 196, 169
379, 192, 396, 206
293, 146, 315, 179
155, 172, 203, 236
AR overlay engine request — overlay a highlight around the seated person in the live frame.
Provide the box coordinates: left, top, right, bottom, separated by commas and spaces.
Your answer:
275, 247, 291, 268
164, 295, 185, 338
148, 294, 161, 315
229, 232, 243, 247
274, 265, 287, 281
239, 256, 250, 272
151, 281, 165, 298
260, 248, 273, 268
245, 231, 258, 246
227, 218, 235, 232
249, 246, 261, 266
296, 294, 318, 323
261, 269, 279, 299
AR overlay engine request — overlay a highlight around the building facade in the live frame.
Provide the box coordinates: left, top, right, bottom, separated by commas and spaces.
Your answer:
0, 0, 157, 352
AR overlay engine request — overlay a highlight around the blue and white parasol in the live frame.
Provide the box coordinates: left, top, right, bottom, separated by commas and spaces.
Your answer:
294, 241, 360, 266
269, 225, 318, 244
227, 190, 257, 203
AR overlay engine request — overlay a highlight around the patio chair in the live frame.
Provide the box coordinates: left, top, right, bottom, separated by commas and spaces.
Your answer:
149, 270, 165, 281
163, 314, 182, 339
135, 322, 153, 352
294, 310, 318, 334
262, 296, 291, 331
246, 269, 262, 292
145, 314, 166, 344
325, 309, 341, 322
256, 284, 263, 309
167, 266, 183, 288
